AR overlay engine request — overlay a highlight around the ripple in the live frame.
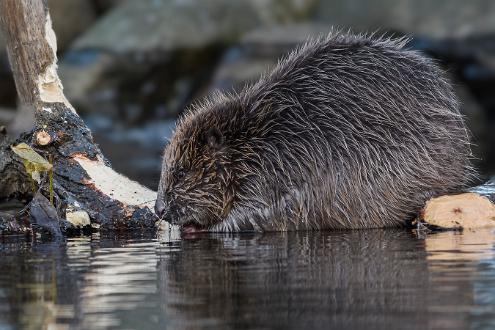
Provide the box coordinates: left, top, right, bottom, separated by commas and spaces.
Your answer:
0, 229, 494, 329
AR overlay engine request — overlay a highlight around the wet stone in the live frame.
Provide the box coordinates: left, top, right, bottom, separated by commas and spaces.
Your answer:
28, 192, 62, 239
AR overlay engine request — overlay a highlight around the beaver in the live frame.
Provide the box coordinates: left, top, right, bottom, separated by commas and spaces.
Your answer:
155, 32, 476, 232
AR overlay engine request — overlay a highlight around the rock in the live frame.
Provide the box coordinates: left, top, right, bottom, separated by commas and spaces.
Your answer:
207, 23, 330, 93
241, 23, 332, 49
29, 192, 63, 239
59, 51, 116, 113
59, 0, 317, 118
72, 0, 317, 53
313, 0, 495, 39
66, 210, 91, 228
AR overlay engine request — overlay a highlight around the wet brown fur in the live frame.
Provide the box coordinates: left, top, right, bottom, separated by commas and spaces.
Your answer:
156, 31, 476, 232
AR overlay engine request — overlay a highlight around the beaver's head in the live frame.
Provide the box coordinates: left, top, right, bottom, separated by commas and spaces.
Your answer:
155, 101, 243, 232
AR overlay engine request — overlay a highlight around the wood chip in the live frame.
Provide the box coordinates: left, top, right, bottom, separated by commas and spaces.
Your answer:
422, 193, 495, 229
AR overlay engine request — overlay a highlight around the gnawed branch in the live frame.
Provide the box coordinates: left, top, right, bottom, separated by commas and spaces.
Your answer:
0, 0, 158, 233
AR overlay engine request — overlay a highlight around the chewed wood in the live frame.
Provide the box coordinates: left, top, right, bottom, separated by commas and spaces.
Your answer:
422, 192, 495, 229
0, 0, 158, 231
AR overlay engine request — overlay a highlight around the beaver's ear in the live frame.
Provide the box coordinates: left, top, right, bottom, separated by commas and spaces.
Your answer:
206, 127, 224, 150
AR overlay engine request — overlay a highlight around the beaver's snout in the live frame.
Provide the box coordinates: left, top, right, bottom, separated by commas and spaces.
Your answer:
154, 198, 166, 219
155, 199, 183, 226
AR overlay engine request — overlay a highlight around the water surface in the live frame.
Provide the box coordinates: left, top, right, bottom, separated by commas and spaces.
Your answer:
1, 229, 495, 329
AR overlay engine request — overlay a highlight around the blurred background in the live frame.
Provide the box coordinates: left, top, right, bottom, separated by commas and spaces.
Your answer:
0, 0, 494, 189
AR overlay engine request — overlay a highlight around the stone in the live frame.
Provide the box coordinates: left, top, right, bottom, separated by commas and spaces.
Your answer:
313, 0, 495, 39
59, 0, 317, 117
48, 0, 98, 51
66, 210, 91, 228
72, 0, 317, 54
29, 192, 63, 238
207, 23, 330, 93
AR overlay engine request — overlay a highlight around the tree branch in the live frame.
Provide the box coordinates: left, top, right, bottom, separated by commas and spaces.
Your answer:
0, 0, 158, 232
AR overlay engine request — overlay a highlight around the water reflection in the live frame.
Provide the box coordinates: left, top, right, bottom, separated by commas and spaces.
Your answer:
424, 230, 495, 330
0, 229, 494, 329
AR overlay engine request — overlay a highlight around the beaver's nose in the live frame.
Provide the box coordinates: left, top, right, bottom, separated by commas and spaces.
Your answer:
155, 199, 166, 218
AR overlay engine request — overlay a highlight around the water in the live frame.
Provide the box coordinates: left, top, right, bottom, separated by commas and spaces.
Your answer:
1, 229, 495, 330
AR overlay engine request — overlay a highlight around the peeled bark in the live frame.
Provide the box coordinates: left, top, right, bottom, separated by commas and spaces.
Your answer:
0, 0, 158, 232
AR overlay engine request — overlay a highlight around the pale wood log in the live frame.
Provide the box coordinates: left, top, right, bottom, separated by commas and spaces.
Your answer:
421, 181, 495, 229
